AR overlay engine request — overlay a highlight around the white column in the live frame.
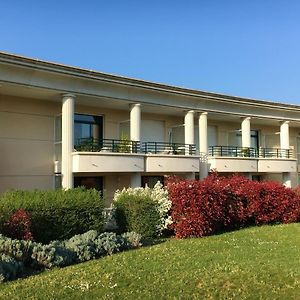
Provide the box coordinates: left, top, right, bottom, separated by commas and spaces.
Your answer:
199, 112, 208, 179
62, 94, 75, 189
280, 121, 291, 187
130, 104, 141, 187
241, 117, 251, 148
283, 172, 291, 188
184, 110, 194, 155
199, 112, 208, 154
280, 121, 290, 149
130, 104, 141, 141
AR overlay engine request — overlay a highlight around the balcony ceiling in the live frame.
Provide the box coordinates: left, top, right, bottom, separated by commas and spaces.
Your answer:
1, 81, 300, 127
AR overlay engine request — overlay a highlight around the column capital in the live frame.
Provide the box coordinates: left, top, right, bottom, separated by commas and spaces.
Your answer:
280, 120, 290, 125
62, 93, 76, 99
129, 103, 141, 109
241, 116, 251, 121
184, 110, 195, 114
198, 112, 208, 116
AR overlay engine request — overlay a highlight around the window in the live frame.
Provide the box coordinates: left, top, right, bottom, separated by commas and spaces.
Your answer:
229, 130, 259, 148
252, 175, 261, 181
74, 176, 104, 194
74, 114, 103, 146
142, 176, 164, 188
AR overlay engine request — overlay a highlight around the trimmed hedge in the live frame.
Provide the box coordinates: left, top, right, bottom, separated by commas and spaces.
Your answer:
0, 188, 104, 243
114, 194, 161, 238
167, 174, 300, 238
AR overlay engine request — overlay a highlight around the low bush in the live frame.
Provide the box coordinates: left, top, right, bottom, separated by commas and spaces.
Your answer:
31, 241, 75, 269
167, 174, 300, 238
0, 188, 104, 243
113, 182, 172, 238
0, 235, 33, 265
0, 254, 24, 283
0, 230, 142, 282
63, 230, 142, 262
121, 232, 142, 248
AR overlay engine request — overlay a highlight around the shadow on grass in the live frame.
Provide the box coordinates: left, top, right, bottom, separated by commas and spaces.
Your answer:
142, 237, 168, 248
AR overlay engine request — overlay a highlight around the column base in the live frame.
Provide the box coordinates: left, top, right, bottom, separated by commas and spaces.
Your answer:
283, 172, 291, 188
130, 173, 141, 188
199, 161, 208, 180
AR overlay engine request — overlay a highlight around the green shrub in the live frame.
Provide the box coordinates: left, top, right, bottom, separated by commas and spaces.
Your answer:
63, 231, 131, 262
114, 194, 161, 238
94, 232, 124, 255
31, 241, 75, 269
113, 183, 172, 237
64, 230, 99, 262
0, 254, 24, 282
121, 232, 142, 248
0, 188, 104, 243
0, 230, 142, 283
0, 234, 33, 264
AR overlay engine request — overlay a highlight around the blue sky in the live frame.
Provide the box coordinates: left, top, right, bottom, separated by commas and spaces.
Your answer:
1, 1, 300, 104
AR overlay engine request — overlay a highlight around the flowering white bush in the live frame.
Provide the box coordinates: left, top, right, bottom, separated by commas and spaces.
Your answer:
113, 182, 172, 235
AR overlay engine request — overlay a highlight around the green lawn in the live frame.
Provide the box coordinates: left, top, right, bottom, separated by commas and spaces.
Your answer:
0, 224, 299, 299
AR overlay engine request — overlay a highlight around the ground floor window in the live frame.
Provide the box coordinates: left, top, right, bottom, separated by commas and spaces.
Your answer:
74, 176, 104, 194
142, 176, 164, 188
252, 175, 261, 181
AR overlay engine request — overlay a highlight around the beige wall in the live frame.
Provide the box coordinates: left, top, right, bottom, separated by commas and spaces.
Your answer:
0, 95, 59, 192
104, 174, 131, 207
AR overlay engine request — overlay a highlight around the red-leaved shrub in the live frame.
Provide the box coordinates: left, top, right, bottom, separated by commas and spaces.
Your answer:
167, 174, 300, 238
244, 180, 300, 225
3, 209, 33, 240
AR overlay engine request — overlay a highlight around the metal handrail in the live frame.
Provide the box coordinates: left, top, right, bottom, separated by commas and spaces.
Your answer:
208, 146, 293, 159
257, 148, 293, 158
142, 142, 196, 155
75, 138, 140, 153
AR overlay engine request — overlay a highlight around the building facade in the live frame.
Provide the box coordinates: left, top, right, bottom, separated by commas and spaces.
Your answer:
0, 52, 299, 205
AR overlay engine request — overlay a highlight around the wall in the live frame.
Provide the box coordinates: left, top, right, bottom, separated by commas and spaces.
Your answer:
0, 95, 59, 192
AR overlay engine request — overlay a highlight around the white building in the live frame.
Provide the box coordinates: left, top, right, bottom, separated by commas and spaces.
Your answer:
0, 52, 299, 205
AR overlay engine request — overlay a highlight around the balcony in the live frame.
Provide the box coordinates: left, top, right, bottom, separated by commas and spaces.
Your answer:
73, 138, 144, 173
142, 142, 196, 155
143, 142, 199, 173
72, 138, 199, 173
75, 138, 140, 153
208, 146, 296, 173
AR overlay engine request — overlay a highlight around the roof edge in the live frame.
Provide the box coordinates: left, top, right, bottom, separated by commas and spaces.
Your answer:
0, 51, 299, 111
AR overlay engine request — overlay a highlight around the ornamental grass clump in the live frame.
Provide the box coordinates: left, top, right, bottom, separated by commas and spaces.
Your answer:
113, 182, 172, 238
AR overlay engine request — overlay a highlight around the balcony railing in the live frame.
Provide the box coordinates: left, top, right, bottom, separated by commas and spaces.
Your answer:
258, 148, 293, 158
75, 138, 140, 153
142, 142, 196, 155
208, 146, 293, 159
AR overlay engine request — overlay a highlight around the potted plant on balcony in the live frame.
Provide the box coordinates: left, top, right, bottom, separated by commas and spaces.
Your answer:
241, 147, 251, 157
116, 133, 131, 153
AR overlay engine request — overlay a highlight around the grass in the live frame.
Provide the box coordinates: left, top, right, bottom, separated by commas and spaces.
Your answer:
0, 224, 299, 299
